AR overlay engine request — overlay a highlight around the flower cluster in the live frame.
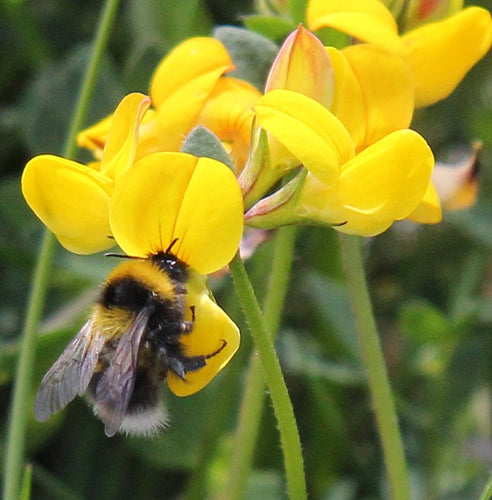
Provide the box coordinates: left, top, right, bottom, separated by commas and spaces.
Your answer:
22, 0, 491, 397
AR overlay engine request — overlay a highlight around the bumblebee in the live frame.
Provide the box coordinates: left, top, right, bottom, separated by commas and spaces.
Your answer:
34, 246, 226, 437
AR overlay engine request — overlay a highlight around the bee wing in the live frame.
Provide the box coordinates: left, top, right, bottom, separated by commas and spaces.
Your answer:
94, 306, 152, 437
34, 318, 106, 422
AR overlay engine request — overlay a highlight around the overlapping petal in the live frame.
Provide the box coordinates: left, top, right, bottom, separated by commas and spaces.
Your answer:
199, 77, 261, 172
167, 272, 240, 396
110, 152, 244, 274
403, 7, 492, 107
77, 109, 159, 162
339, 45, 414, 147
21, 156, 113, 253
150, 37, 234, 107
307, 0, 492, 108
150, 37, 235, 152
77, 114, 112, 159
22, 93, 152, 254
246, 127, 435, 236
254, 89, 355, 185
407, 181, 442, 223
99, 93, 152, 179
307, 0, 405, 52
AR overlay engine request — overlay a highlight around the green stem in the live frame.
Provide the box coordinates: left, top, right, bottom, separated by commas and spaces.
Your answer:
219, 225, 298, 500
2, 1, 121, 499
338, 233, 411, 500
229, 244, 306, 500
3, 233, 56, 500
478, 475, 492, 500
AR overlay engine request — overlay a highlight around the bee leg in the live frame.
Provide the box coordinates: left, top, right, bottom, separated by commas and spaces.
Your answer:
171, 339, 228, 377
181, 355, 206, 373
167, 357, 192, 381
175, 306, 196, 337
147, 319, 193, 345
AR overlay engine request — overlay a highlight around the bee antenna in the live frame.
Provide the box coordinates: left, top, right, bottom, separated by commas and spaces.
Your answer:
104, 253, 141, 260
165, 238, 179, 254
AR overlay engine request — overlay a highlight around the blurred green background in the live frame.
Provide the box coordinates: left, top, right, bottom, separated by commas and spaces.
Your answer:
0, 0, 491, 499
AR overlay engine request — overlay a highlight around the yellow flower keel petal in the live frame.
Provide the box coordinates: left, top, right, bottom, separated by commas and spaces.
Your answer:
167, 273, 240, 397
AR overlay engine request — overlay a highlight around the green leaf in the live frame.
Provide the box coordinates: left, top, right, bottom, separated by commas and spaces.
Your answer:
213, 26, 278, 91
243, 15, 297, 43
181, 126, 235, 170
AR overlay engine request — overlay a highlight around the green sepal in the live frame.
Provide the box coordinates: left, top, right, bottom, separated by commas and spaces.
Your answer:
181, 125, 235, 171
244, 170, 306, 229
213, 26, 278, 91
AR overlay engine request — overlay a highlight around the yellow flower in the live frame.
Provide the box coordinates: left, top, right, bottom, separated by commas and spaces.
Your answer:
78, 37, 261, 172
110, 152, 244, 274
22, 93, 151, 254
240, 25, 416, 207
307, 0, 492, 107
109, 151, 244, 394
245, 89, 440, 235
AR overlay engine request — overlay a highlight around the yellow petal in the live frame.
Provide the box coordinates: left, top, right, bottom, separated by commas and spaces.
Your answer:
100, 92, 152, 179
199, 77, 261, 172
265, 25, 335, 109
22, 155, 114, 253
407, 180, 442, 223
110, 153, 243, 273
150, 37, 234, 108
167, 272, 240, 396
403, 7, 492, 107
339, 129, 433, 216
255, 89, 355, 185
307, 0, 405, 52
326, 47, 366, 148
78, 109, 160, 164
342, 44, 414, 147
110, 152, 195, 258
297, 129, 435, 235
172, 156, 244, 274
155, 70, 235, 152
77, 114, 113, 160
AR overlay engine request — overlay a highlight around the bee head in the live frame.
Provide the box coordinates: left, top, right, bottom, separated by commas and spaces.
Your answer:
151, 239, 188, 284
